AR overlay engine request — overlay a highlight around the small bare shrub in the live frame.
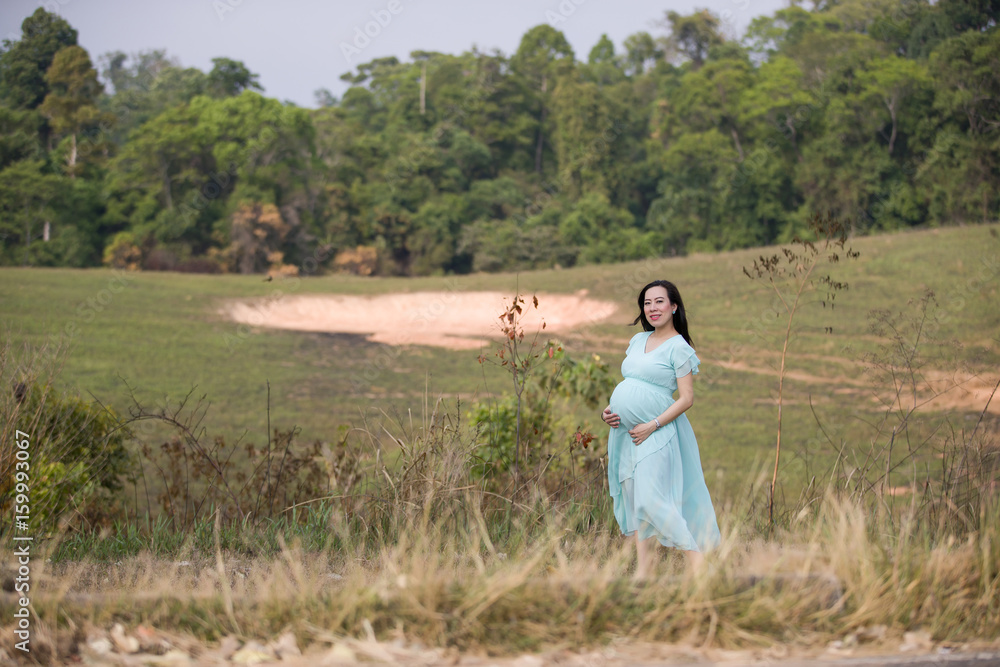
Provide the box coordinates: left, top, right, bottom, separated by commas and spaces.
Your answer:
743, 213, 859, 527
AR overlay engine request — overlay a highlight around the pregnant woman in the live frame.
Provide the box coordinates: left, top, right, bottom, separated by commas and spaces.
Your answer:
601, 280, 720, 577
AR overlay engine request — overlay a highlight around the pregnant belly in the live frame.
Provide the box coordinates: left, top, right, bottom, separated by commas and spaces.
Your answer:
609, 379, 672, 429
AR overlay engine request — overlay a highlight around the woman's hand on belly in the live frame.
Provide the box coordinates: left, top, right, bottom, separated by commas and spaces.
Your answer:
601, 406, 621, 428
628, 420, 657, 446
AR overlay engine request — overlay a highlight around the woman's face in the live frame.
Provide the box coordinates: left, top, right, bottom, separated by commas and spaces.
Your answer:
643, 286, 672, 329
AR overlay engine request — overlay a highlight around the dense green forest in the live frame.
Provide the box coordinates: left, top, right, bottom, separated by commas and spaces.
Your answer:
0, 1, 997, 275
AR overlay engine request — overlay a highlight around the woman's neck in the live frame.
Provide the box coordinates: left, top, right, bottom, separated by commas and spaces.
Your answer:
649, 325, 678, 340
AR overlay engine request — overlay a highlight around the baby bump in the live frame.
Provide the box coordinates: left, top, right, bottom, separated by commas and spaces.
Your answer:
609, 378, 673, 429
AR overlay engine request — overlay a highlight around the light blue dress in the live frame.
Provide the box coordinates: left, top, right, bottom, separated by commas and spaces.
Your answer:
606, 331, 720, 552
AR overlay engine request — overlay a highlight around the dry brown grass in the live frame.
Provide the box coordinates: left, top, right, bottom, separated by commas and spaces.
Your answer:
3, 488, 999, 664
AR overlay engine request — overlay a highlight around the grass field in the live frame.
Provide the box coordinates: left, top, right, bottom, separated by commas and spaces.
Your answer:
1, 224, 998, 508
2, 225, 999, 663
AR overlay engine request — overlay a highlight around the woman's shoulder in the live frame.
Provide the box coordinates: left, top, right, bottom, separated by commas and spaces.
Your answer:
624, 330, 650, 353
628, 330, 650, 344
668, 335, 695, 353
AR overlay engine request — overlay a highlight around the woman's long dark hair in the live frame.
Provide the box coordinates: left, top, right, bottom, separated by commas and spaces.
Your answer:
631, 279, 694, 347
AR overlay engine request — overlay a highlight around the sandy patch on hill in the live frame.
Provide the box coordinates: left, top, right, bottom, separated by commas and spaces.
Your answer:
715, 359, 999, 415
220, 290, 619, 349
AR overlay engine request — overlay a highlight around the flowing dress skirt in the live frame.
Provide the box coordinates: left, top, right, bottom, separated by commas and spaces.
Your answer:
607, 376, 720, 552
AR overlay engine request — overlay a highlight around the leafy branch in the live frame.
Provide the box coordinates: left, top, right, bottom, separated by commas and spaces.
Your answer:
478, 293, 548, 489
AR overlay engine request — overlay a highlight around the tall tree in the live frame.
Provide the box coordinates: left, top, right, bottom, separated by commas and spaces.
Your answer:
104, 101, 209, 243
622, 31, 663, 76
0, 8, 77, 109
791, 32, 901, 230
98, 50, 207, 140
855, 56, 931, 157
207, 57, 263, 97
511, 25, 575, 173
0, 160, 62, 266
646, 129, 734, 253
739, 56, 813, 155
743, 6, 816, 59
669, 49, 754, 159
584, 34, 626, 86
938, 0, 1000, 32
313, 88, 337, 107
38, 46, 114, 177
551, 76, 623, 198
662, 9, 724, 69
921, 28, 1000, 223
0, 107, 41, 169
588, 34, 616, 64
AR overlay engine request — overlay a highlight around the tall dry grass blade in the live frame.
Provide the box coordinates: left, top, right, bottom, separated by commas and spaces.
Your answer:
214, 508, 240, 635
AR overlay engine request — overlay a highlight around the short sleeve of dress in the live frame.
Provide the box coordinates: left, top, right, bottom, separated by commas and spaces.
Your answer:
625, 332, 646, 355
672, 340, 701, 378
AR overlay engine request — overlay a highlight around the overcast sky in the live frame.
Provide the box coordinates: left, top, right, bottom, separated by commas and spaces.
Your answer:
1, 0, 791, 107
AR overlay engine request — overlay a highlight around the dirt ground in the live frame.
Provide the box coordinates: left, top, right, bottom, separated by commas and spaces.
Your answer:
271, 637, 1000, 667
10, 624, 998, 667
220, 291, 619, 350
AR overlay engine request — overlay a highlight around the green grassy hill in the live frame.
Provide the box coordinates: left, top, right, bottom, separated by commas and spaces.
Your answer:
2, 224, 998, 505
